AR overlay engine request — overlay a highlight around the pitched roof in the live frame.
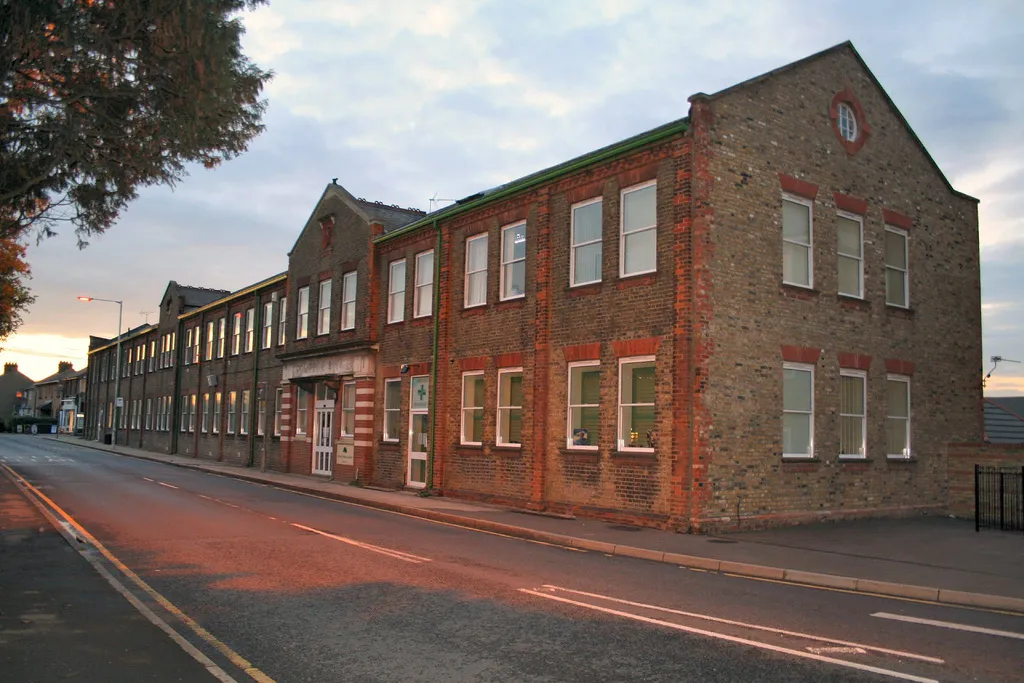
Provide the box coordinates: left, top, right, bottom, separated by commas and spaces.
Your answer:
983, 399, 1024, 444
177, 284, 232, 309
35, 366, 80, 386
706, 40, 977, 203
0, 366, 34, 391
352, 198, 425, 234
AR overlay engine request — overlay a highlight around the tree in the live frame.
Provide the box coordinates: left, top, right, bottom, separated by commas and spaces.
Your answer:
0, 0, 272, 343
0, 238, 34, 342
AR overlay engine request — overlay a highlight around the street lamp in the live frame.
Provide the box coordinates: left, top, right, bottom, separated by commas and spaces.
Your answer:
78, 296, 123, 448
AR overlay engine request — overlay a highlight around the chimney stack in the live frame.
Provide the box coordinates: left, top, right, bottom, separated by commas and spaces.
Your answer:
3, 362, 16, 374
58, 361, 73, 373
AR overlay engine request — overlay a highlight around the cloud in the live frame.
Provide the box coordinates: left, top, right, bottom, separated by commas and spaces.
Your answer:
5, 0, 1023, 397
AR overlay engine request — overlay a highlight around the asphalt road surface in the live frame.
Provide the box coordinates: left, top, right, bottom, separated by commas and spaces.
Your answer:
2, 435, 1022, 683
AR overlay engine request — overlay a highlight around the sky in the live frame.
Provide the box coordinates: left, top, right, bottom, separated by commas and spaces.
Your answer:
2, 0, 1022, 393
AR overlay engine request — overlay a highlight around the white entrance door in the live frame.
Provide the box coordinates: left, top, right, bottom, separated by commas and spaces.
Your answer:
313, 399, 334, 476
407, 375, 429, 488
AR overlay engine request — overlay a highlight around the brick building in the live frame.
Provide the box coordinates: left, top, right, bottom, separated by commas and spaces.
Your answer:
84, 42, 982, 530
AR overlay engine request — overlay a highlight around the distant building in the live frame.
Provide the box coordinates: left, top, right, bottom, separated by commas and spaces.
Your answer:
85, 41, 983, 530
30, 362, 81, 422
0, 362, 35, 427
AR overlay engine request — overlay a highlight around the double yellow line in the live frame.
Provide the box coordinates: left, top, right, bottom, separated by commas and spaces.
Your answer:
0, 463, 275, 683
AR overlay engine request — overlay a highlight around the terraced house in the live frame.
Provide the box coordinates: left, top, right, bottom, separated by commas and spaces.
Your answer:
84, 42, 983, 531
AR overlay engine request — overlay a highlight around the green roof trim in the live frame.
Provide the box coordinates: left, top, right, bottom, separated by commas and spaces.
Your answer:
88, 324, 156, 355
376, 116, 689, 244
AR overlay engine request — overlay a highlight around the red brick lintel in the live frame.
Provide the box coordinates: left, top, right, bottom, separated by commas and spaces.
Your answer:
882, 208, 913, 230
495, 352, 523, 368
838, 352, 872, 371
781, 345, 822, 364
563, 343, 601, 362
778, 174, 818, 200
833, 192, 868, 215
884, 358, 916, 376
612, 337, 661, 358
458, 356, 488, 372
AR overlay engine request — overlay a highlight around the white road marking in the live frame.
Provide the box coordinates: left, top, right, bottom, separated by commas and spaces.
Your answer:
291, 523, 432, 564
521, 589, 938, 683
143, 477, 155, 482
542, 585, 943, 664
808, 646, 867, 655
872, 612, 1024, 640
158, 482, 178, 490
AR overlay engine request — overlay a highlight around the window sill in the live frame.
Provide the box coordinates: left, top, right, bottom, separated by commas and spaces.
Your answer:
837, 294, 870, 309
781, 283, 819, 300
560, 447, 600, 460
496, 298, 525, 311
612, 450, 657, 464
886, 455, 917, 463
458, 443, 483, 450
494, 443, 522, 451
616, 272, 657, 289
378, 440, 400, 448
782, 456, 820, 462
566, 281, 602, 297
885, 305, 915, 319
838, 456, 872, 463
386, 320, 405, 326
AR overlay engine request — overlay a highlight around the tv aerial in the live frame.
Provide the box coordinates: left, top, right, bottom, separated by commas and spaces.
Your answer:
984, 355, 1020, 387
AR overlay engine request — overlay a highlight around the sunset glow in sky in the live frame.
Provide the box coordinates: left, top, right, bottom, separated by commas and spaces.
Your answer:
2, 1, 1022, 393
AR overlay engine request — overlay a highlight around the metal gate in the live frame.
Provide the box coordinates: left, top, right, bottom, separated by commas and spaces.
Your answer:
975, 465, 1024, 533
312, 405, 333, 476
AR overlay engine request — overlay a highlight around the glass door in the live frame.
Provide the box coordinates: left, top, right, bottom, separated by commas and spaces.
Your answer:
407, 375, 429, 488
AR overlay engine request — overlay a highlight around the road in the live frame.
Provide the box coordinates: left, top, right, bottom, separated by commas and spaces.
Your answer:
1, 435, 1021, 683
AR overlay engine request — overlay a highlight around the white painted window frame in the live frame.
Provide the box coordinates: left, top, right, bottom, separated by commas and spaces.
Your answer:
231, 313, 242, 355
460, 371, 485, 446
273, 388, 282, 436
227, 390, 237, 434
836, 210, 864, 299
341, 271, 357, 330
567, 360, 601, 450
782, 194, 814, 288
886, 374, 912, 459
617, 355, 656, 452
317, 278, 332, 335
570, 197, 603, 287
619, 180, 657, 279
499, 221, 527, 301
496, 367, 523, 447
838, 369, 867, 460
261, 302, 273, 349
464, 233, 488, 308
240, 390, 250, 435
245, 308, 255, 352
201, 393, 209, 433
388, 259, 406, 324
296, 287, 310, 339
383, 378, 401, 442
213, 392, 221, 435
884, 226, 910, 308
414, 250, 434, 318
782, 362, 815, 459
838, 102, 857, 142
340, 381, 356, 437
278, 297, 287, 345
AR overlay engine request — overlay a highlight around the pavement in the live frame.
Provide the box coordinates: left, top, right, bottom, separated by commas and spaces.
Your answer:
42, 434, 1024, 613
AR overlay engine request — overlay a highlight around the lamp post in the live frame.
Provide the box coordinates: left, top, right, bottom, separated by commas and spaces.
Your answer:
78, 296, 123, 448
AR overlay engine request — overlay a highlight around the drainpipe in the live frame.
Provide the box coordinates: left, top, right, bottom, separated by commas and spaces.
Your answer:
426, 219, 441, 491
248, 291, 263, 467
